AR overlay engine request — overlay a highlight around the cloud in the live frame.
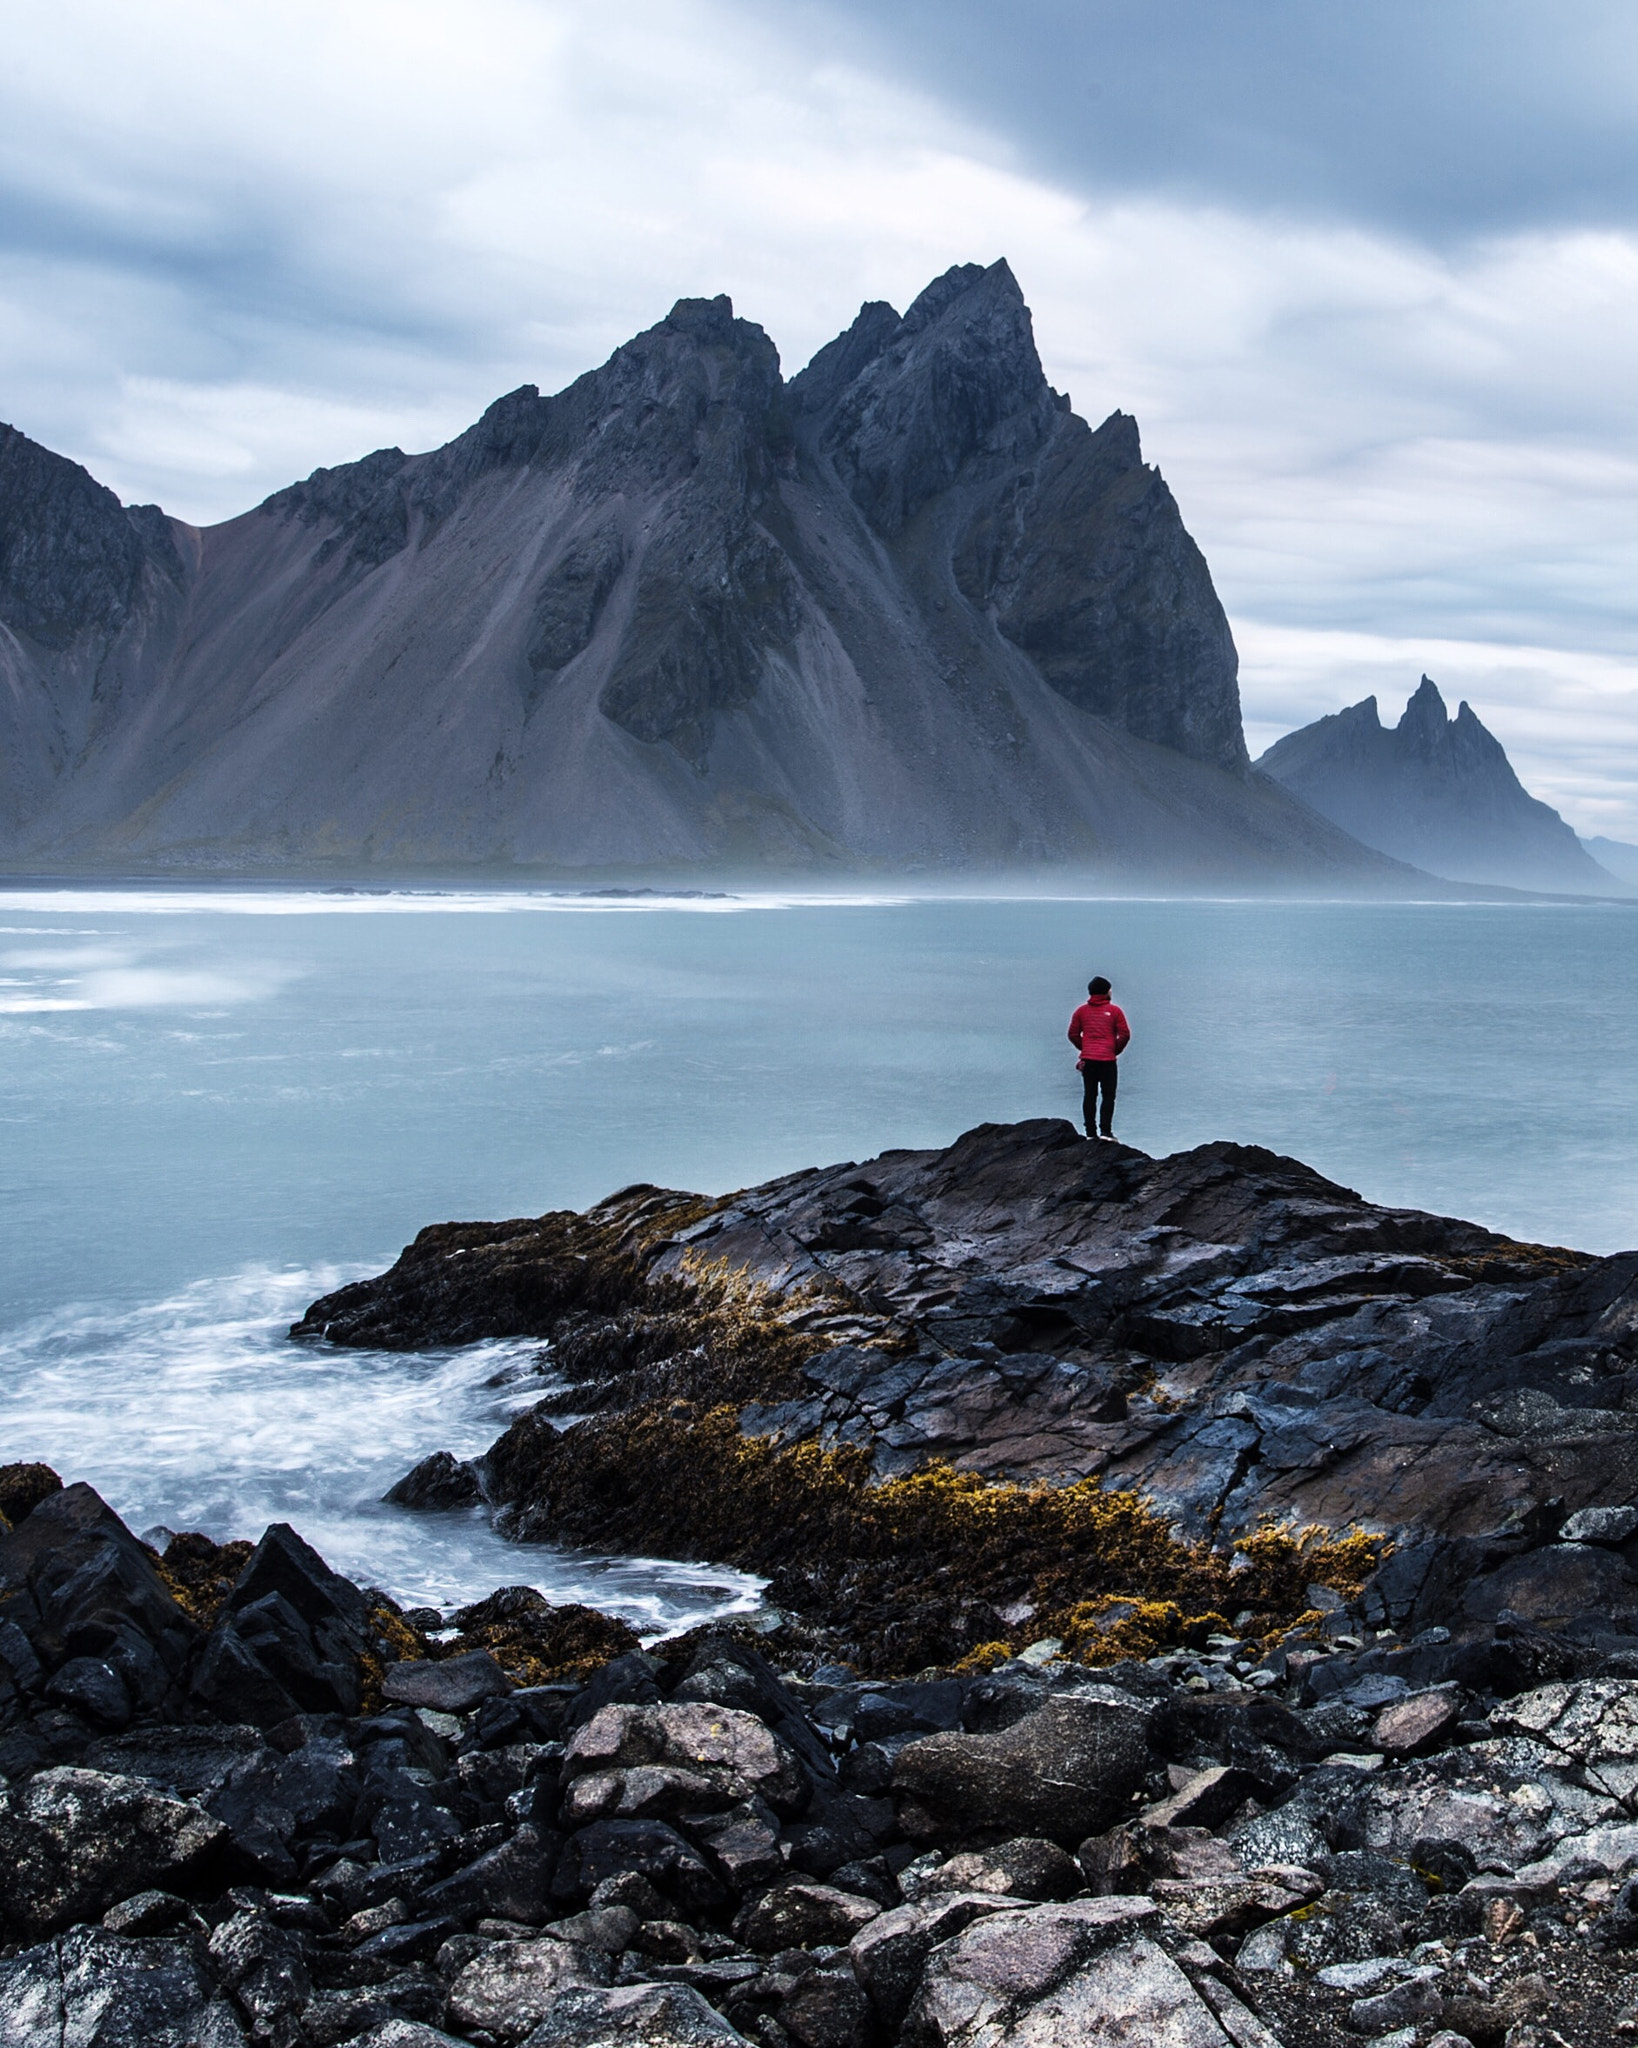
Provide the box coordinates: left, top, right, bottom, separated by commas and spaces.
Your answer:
2, 1, 1637, 829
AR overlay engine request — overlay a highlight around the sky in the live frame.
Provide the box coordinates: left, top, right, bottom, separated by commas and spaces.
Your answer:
6, 1, 1638, 833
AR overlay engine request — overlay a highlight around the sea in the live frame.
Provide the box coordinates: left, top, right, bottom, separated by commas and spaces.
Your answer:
1, 884, 1634, 1634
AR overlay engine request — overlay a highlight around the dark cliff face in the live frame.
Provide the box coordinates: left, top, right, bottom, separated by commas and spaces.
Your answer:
0, 425, 182, 649
0, 263, 1370, 873
1258, 676, 1614, 894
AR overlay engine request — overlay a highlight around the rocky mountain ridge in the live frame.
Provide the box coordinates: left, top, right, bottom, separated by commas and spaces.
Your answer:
1257, 677, 1616, 894
0, 262, 1400, 881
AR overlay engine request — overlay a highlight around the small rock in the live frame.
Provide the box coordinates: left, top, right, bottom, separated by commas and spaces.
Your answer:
1560, 1505, 1638, 1546
1348, 1974, 1442, 2034
384, 1451, 485, 1510
1371, 1688, 1463, 1756
382, 1650, 511, 1714
1141, 1764, 1256, 1832
101, 1888, 189, 1935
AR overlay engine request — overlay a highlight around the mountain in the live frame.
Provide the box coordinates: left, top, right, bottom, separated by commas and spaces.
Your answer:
1583, 835, 1638, 889
1257, 676, 1617, 894
0, 260, 1398, 879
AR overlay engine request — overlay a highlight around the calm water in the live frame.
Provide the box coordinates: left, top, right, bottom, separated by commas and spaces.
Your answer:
1, 885, 1634, 1619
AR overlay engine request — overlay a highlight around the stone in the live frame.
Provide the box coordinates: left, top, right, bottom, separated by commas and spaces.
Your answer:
384, 1451, 485, 1510
1150, 1866, 1323, 1940
557, 1820, 728, 1922
350, 2025, 471, 2048
208, 1908, 314, 2030
1490, 1681, 1638, 1806
915, 1836, 1082, 1902
422, 1822, 561, 1925
102, 1888, 190, 1935
1348, 1973, 1443, 2034
892, 1692, 1151, 1847
903, 1898, 1240, 2047
1559, 1506, 1638, 1546
563, 1702, 809, 1816
1371, 1688, 1464, 1756
778, 1963, 874, 2048
0, 1766, 227, 1935
0, 1926, 246, 2047
733, 1880, 881, 1953
1142, 1765, 1257, 1833
518, 1980, 749, 2044
382, 1650, 512, 1713
849, 1893, 1020, 2029
447, 1936, 613, 2041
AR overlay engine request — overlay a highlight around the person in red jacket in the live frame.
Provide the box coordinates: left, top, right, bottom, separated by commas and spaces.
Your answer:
1068, 975, 1130, 1141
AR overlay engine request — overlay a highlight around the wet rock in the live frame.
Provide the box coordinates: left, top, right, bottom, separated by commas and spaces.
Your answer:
520, 1980, 749, 2044
908, 1837, 1081, 1902
384, 1451, 485, 1510
382, 1650, 512, 1714
423, 1822, 562, 1925
0, 1482, 195, 1712
564, 1702, 809, 1816
208, 1907, 314, 2031
902, 1897, 1238, 2047
849, 1893, 1019, 2029
892, 1692, 1151, 1846
0, 1766, 227, 1935
446, 1935, 613, 2040
0, 1925, 246, 2047
734, 1880, 881, 1953
556, 1819, 729, 1921
778, 1961, 874, 2048
0, 1462, 64, 1528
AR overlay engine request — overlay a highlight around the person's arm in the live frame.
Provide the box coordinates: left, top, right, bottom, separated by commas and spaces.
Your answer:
1068, 1007, 1084, 1051
1112, 1007, 1131, 1055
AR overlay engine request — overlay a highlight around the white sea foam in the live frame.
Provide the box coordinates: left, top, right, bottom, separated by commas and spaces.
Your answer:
0, 888, 914, 918
0, 1266, 763, 1632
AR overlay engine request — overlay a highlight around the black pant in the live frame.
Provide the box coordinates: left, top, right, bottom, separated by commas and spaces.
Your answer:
1080, 1059, 1117, 1136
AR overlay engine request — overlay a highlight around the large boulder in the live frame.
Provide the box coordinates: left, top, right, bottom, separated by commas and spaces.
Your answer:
892, 1693, 1152, 1846
190, 1523, 375, 1725
1490, 1681, 1638, 1807
849, 1893, 1019, 2029
0, 1483, 195, 1715
519, 1982, 750, 2044
0, 1767, 227, 1935
0, 1925, 245, 2046
446, 1937, 612, 2042
563, 1702, 809, 1817
902, 1898, 1240, 2047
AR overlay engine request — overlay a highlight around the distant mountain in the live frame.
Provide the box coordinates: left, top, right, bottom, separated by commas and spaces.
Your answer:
1582, 836, 1638, 889
1257, 677, 1616, 894
0, 260, 1398, 879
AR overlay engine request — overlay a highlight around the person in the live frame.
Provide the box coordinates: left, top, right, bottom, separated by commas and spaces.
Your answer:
1068, 975, 1130, 1141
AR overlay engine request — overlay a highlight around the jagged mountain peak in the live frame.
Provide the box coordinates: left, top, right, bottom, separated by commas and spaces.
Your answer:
0, 261, 1379, 876
1259, 675, 1611, 893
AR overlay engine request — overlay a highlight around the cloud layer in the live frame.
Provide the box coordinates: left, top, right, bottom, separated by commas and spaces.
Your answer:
4, 0, 1638, 831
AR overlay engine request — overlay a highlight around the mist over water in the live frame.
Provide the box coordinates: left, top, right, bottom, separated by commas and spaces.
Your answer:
2, 884, 1635, 1620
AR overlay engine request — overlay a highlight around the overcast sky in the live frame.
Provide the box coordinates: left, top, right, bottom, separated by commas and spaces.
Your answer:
7, 1, 1638, 833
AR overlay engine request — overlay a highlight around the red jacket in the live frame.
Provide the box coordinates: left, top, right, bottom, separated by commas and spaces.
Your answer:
1069, 996, 1130, 1064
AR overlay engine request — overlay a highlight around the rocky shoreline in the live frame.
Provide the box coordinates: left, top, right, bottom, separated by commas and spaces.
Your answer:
5, 1120, 1638, 2044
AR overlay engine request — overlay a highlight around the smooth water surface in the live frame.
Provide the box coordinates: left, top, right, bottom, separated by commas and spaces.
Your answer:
1, 885, 1634, 1618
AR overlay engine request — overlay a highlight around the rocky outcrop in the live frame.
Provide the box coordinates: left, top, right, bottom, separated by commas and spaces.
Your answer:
0, 263, 1400, 881
1258, 674, 1617, 893
308, 1117, 1638, 1667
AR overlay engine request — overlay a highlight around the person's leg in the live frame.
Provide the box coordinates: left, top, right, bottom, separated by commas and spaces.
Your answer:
1080, 1063, 1098, 1137
1099, 1061, 1118, 1137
